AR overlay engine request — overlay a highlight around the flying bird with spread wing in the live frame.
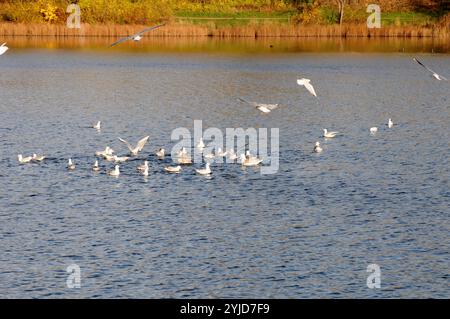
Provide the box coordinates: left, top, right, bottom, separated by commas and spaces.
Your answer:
297, 78, 317, 97
118, 135, 150, 156
238, 98, 280, 114
0, 42, 9, 55
413, 57, 448, 81
109, 24, 165, 47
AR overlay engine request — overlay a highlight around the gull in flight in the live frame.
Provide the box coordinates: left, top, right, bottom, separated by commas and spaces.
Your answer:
109, 24, 165, 47
238, 98, 279, 114
388, 118, 394, 128
297, 78, 317, 97
156, 148, 165, 158
0, 43, 8, 56
413, 58, 448, 81
67, 158, 76, 170
314, 142, 323, 153
32, 153, 46, 162
107, 165, 120, 177
92, 160, 100, 172
196, 163, 212, 175
93, 121, 101, 130
118, 135, 149, 156
18, 154, 32, 163
164, 165, 181, 173
323, 129, 339, 138
370, 127, 378, 134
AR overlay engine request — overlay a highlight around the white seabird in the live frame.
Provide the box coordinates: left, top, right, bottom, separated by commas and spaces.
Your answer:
238, 98, 279, 114
0, 43, 8, 56
156, 148, 165, 158
92, 160, 100, 172
297, 78, 317, 97
32, 153, 46, 162
197, 138, 205, 149
109, 24, 165, 47
370, 127, 378, 134
196, 163, 212, 175
240, 154, 263, 166
118, 135, 149, 156
93, 121, 101, 130
314, 142, 323, 153
164, 165, 181, 173
67, 158, 76, 170
18, 154, 32, 163
413, 57, 448, 81
388, 118, 394, 128
107, 165, 120, 177
323, 129, 339, 138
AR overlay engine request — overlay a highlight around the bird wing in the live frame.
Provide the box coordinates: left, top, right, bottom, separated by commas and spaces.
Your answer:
413, 58, 447, 80
136, 136, 150, 151
304, 82, 317, 97
134, 23, 165, 37
1, 42, 5, 47
264, 103, 279, 110
118, 137, 134, 152
238, 97, 258, 107
109, 35, 135, 47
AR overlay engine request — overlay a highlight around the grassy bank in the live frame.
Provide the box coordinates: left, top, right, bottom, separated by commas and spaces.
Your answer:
0, 0, 449, 38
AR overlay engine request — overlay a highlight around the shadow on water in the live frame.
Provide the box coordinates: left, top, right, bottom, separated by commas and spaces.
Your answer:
3, 36, 450, 54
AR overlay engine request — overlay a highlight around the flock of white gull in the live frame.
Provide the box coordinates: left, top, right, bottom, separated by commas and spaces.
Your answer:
2, 25, 448, 178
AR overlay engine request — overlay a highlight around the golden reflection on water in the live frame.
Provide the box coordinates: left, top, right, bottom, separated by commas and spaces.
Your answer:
3, 36, 450, 54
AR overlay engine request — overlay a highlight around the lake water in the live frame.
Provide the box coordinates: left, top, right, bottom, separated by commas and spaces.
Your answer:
0, 38, 449, 298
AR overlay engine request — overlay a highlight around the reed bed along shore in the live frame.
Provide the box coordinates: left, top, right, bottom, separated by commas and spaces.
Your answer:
0, 22, 449, 38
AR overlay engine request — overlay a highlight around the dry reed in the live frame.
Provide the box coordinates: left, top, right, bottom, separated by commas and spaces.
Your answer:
0, 22, 448, 39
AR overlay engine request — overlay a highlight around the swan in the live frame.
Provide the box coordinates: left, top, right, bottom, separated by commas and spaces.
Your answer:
196, 163, 212, 175
323, 129, 339, 138
118, 135, 149, 156
297, 78, 317, 97
164, 165, 181, 173
92, 160, 100, 172
18, 154, 32, 163
0, 43, 8, 56
314, 142, 322, 153
67, 158, 76, 170
107, 165, 120, 177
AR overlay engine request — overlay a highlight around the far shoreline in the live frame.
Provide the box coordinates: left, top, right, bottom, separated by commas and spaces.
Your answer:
1, 22, 449, 39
